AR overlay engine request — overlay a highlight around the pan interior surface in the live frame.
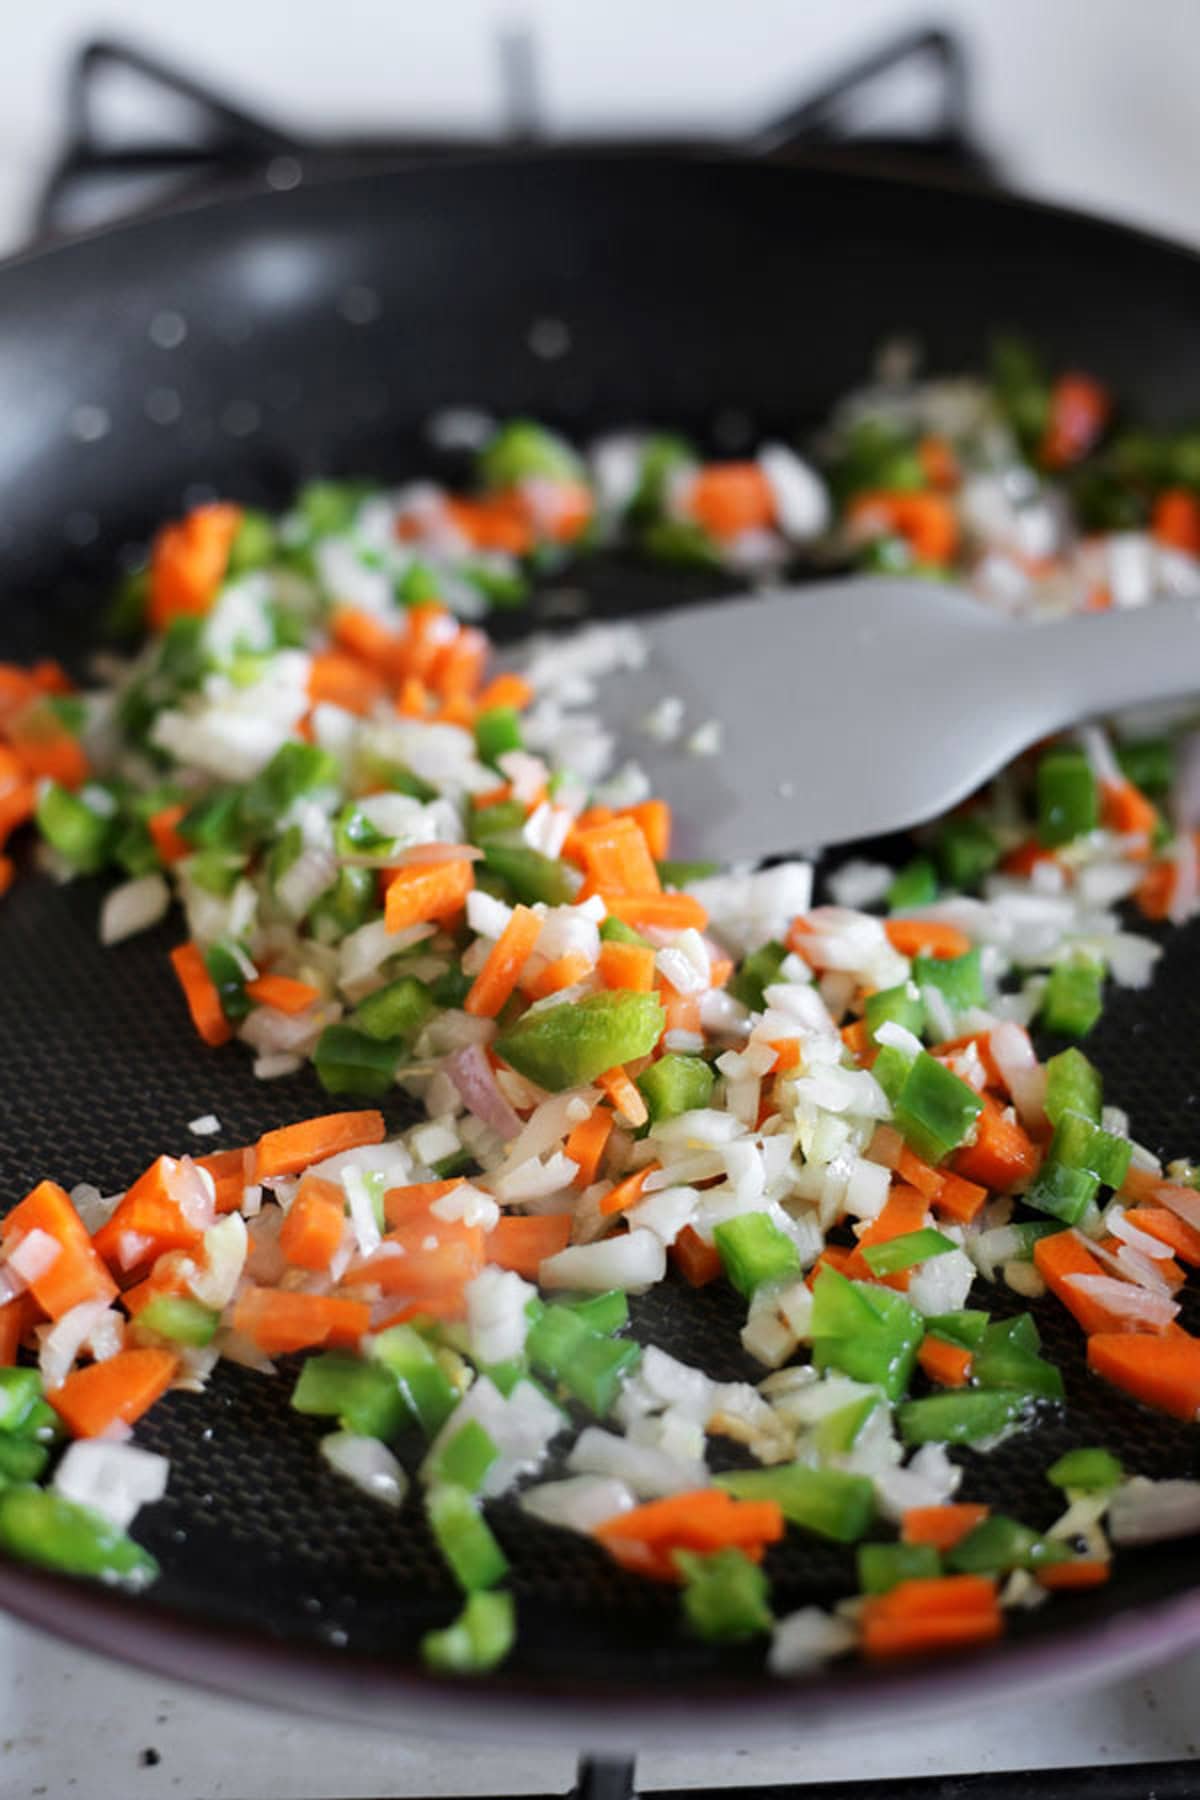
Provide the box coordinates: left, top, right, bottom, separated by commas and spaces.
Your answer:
2, 155, 1200, 1729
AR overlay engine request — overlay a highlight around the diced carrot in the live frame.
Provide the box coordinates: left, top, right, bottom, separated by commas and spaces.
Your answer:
483, 1212, 572, 1278
848, 490, 959, 564
383, 1179, 464, 1229
384, 857, 474, 933
671, 1225, 723, 1287
884, 919, 971, 959
169, 941, 232, 1047
1087, 1330, 1200, 1421
92, 1156, 205, 1273
0, 664, 36, 727
395, 604, 451, 683
471, 781, 513, 811
1126, 1205, 1200, 1266
769, 1039, 803, 1072
597, 940, 656, 993
708, 956, 733, 990
901, 1503, 990, 1551
596, 1066, 649, 1128
1152, 487, 1200, 555
1086, 586, 1113, 613
659, 982, 702, 1038
929, 1032, 1005, 1091
6, 699, 88, 788
1037, 1559, 1111, 1591
194, 1146, 250, 1214
147, 802, 190, 864
148, 502, 242, 630
245, 972, 322, 1015
1039, 373, 1110, 470
428, 627, 487, 702
573, 817, 661, 900
395, 675, 431, 718
252, 1110, 385, 1181
278, 1177, 346, 1271
50, 1346, 178, 1438
232, 1287, 371, 1356
445, 494, 534, 556
866, 1573, 999, 1621
603, 893, 708, 931
1033, 1229, 1156, 1337
357, 1217, 484, 1307
844, 1183, 929, 1287
599, 1164, 657, 1217
307, 650, 387, 717
1000, 840, 1060, 880
624, 799, 671, 862
918, 1336, 973, 1388
840, 1020, 869, 1060
896, 1148, 944, 1202
2, 1181, 118, 1317
564, 1109, 613, 1189
121, 1252, 193, 1317
595, 1488, 784, 1580
0, 1294, 39, 1366
465, 904, 543, 1017
917, 435, 960, 491
685, 464, 776, 539
475, 673, 533, 713
934, 1171, 989, 1226
1136, 858, 1178, 923
952, 1094, 1039, 1192
330, 605, 398, 668
806, 1244, 854, 1289
28, 660, 72, 696
1120, 1165, 1167, 1206
861, 1607, 1002, 1659
1101, 778, 1158, 844
0, 855, 13, 896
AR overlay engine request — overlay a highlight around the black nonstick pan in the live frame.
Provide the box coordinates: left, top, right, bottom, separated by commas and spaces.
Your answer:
2, 153, 1200, 1744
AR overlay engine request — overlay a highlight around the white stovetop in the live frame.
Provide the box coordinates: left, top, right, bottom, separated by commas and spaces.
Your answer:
4, 3, 1200, 1794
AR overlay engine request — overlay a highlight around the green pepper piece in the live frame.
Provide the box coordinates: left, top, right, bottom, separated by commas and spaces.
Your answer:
227, 508, 277, 575
898, 1390, 1029, 1446
468, 799, 528, 845
861, 1228, 956, 1279
35, 783, 114, 873
309, 866, 377, 940
367, 1326, 458, 1435
972, 1317, 1064, 1401
334, 802, 396, 862
923, 1309, 990, 1352
1048, 1110, 1132, 1190
203, 940, 253, 1023
946, 1515, 1071, 1575
912, 949, 985, 1016
568, 1336, 642, 1417
640, 518, 720, 568
395, 561, 441, 607
1044, 1047, 1103, 1127
856, 1542, 941, 1594
296, 479, 369, 538
887, 857, 938, 911
1047, 1447, 1124, 1492
355, 975, 433, 1044
482, 843, 578, 907
19, 1400, 64, 1445
811, 1394, 879, 1460
636, 1054, 714, 1125
728, 940, 788, 1012
426, 1483, 509, 1592
629, 433, 695, 521
1037, 747, 1099, 848
872, 1042, 916, 1104
187, 848, 246, 896
864, 982, 924, 1045
561, 1291, 629, 1334
675, 1547, 773, 1641
429, 1418, 500, 1493
0, 1437, 49, 1484
0, 1486, 158, 1587
240, 742, 341, 840
657, 859, 721, 886
1115, 738, 1173, 798
892, 1052, 983, 1164
713, 1213, 802, 1298
112, 817, 161, 878
494, 990, 665, 1091
716, 1464, 875, 1543
178, 785, 245, 853
811, 1269, 924, 1403
137, 1294, 220, 1347
478, 420, 582, 489
935, 819, 1000, 889
313, 1024, 402, 1097
1025, 1160, 1099, 1226
474, 707, 524, 767
292, 1353, 409, 1439
106, 565, 150, 637
420, 1589, 515, 1673
599, 915, 652, 949
0, 1370, 43, 1435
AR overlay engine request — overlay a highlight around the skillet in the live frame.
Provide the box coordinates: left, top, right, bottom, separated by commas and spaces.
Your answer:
1, 153, 1200, 1742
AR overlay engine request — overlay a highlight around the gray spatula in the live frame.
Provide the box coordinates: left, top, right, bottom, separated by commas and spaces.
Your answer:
584, 577, 1200, 862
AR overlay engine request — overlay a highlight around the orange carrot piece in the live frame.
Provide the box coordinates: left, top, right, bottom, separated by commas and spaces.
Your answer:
330, 605, 399, 667
671, 1225, 723, 1288
0, 854, 13, 896
0, 781, 35, 849
686, 463, 776, 538
6, 699, 88, 788
1120, 1165, 1168, 1206
395, 675, 431, 719
252, 1110, 385, 1182
596, 1065, 649, 1128
934, 1171, 989, 1226
232, 1287, 371, 1356
1000, 840, 1060, 880
848, 490, 959, 564
382, 1180, 465, 1228
564, 1109, 613, 1189
917, 1336, 973, 1388
428, 627, 487, 702
896, 1147, 944, 1202
917, 435, 960, 491
597, 939, 656, 993
245, 972, 321, 1015
384, 857, 474, 934
50, 1347, 178, 1438
194, 1146, 250, 1214
1136, 858, 1178, 922
169, 941, 232, 1047
1039, 372, 1110, 470
465, 904, 543, 1017
604, 892, 708, 931
624, 799, 671, 862
867, 1573, 999, 1621
445, 494, 533, 556
599, 1163, 657, 1217
1101, 778, 1158, 843
1087, 1330, 1200, 1421
1152, 487, 1200, 555
1033, 1229, 1154, 1337
358, 1217, 484, 1304
806, 1244, 854, 1289
2, 1180, 117, 1318
844, 1183, 929, 1287
953, 1094, 1039, 1192
483, 1212, 572, 1278
884, 918, 971, 959
769, 1038, 803, 1072
1037, 1559, 1111, 1591
901, 1503, 990, 1551
595, 1488, 784, 1580
147, 802, 190, 864
148, 502, 242, 630
279, 1177, 346, 1271
307, 650, 387, 717
0, 1294, 38, 1366
861, 1607, 1002, 1659
475, 672, 534, 713
92, 1156, 205, 1272
573, 816, 661, 899
1126, 1205, 1200, 1266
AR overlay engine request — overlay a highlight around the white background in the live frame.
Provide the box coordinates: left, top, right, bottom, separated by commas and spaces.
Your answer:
4, 2, 1200, 1794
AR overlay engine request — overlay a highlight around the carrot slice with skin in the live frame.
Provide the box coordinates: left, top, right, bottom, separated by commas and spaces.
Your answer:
524, 952, 592, 1000
475, 672, 533, 713
934, 1171, 989, 1226
148, 502, 242, 630
901, 1503, 990, 1551
573, 817, 661, 900
596, 1065, 648, 1128
883, 919, 972, 959
169, 941, 232, 1047
599, 1164, 658, 1217
1087, 1330, 1200, 1421
232, 1287, 371, 1356
306, 651, 387, 717
465, 904, 543, 1018
194, 1146, 251, 1214
92, 1156, 205, 1272
597, 940, 656, 993
384, 858, 474, 934
2, 1181, 117, 1318
245, 972, 322, 1015
278, 1177, 346, 1271
1125, 1205, 1200, 1266
671, 1225, 723, 1288
604, 893, 708, 931
952, 1094, 1039, 1192
382, 1180, 464, 1229
483, 1213, 572, 1279
624, 799, 671, 861
1033, 1229, 1161, 1336
147, 803, 190, 864
917, 1336, 973, 1388
252, 1110, 385, 1182
50, 1347, 178, 1438
564, 1110, 613, 1189
1037, 1559, 1111, 1590
685, 464, 776, 538
861, 1607, 1002, 1660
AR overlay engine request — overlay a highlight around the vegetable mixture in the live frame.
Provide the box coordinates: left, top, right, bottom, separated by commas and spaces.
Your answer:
3, 342, 1200, 1677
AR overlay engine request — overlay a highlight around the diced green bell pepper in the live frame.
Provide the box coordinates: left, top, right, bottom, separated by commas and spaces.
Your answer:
599, 915, 652, 949
367, 1326, 458, 1435
892, 1052, 983, 1164
972, 1316, 1064, 1401
1047, 1447, 1124, 1492
675, 1547, 773, 1641
0, 1436, 49, 1484
872, 1042, 916, 1103
728, 941, 788, 1012
355, 975, 433, 1043
309, 865, 377, 938
861, 1228, 956, 1278
912, 949, 984, 1016
474, 707, 523, 766
426, 1483, 509, 1592
636, 1054, 714, 1125
296, 479, 369, 538
0, 1370, 43, 1435
1048, 1110, 1132, 1190
334, 802, 396, 861
1037, 748, 1099, 848
1044, 1047, 1102, 1127
1025, 1160, 1099, 1226
468, 799, 528, 844
420, 1589, 515, 1673
857, 1541, 941, 1594
716, 1463, 875, 1543
292, 1353, 409, 1440
482, 842, 578, 906
713, 1213, 802, 1298
178, 785, 245, 853
864, 982, 924, 1045
494, 990, 665, 1091
923, 1309, 990, 1351
137, 1294, 220, 1347
313, 1024, 402, 1098
36, 783, 114, 873
935, 818, 1000, 889
946, 1515, 1071, 1575
478, 420, 582, 489
656, 859, 720, 886
888, 856, 939, 911
561, 1291, 629, 1334
226, 508, 277, 574
811, 1394, 879, 1460
203, 940, 253, 1022
240, 742, 341, 839
811, 1268, 924, 1402
396, 560, 442, 608
1116, 738, 1173, 798
898, 1390, 1029, 1446
429, 1418, 500, 1493
0, 1486, 158, 1586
